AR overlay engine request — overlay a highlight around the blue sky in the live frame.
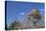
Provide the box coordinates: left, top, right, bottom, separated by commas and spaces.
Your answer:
6, 1, 45, 26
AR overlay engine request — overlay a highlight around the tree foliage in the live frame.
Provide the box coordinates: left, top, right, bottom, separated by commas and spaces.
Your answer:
8, 20, 21, 30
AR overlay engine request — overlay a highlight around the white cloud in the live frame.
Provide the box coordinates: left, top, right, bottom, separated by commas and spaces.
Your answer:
20, 12, 25, 15
39, 9, 44, 11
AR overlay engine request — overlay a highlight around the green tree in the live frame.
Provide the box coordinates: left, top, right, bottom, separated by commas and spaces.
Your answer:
8, 20, 21, 30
